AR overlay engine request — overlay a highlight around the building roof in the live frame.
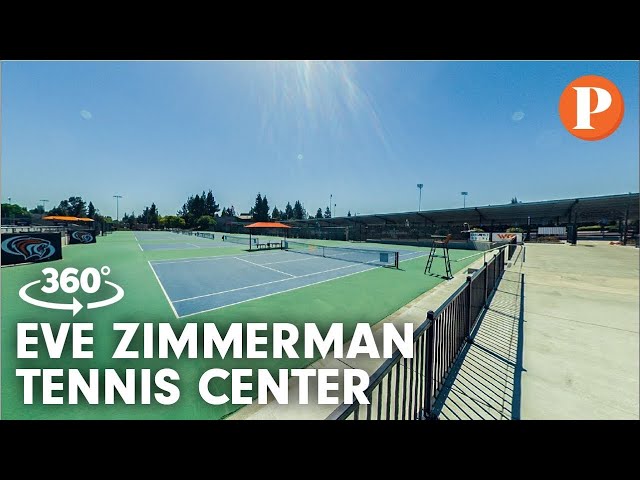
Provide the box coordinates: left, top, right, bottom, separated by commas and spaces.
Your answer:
283, 193, 639, 227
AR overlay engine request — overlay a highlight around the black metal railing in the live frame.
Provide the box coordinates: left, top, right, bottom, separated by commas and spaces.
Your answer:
326, 246, 508, 420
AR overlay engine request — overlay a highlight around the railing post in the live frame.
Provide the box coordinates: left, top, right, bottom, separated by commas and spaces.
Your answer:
466, 275, 473, 340
425, 310, 436, 419
483, 262, 488, 305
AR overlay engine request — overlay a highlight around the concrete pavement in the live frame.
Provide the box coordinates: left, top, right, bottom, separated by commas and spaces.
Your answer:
519, 241, 639, 419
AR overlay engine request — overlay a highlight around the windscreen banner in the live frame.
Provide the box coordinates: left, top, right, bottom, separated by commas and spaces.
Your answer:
1, 233, 63, 266
68, 230, 97, 244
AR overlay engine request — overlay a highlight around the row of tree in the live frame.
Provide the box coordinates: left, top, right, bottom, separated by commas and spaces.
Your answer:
250, 194, 309, 221
119, 190, 231, 230
176, 190, 220, 230
1, 196, 112, 225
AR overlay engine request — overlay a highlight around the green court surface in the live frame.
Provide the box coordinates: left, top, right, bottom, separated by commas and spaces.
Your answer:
1, 231, 478, 419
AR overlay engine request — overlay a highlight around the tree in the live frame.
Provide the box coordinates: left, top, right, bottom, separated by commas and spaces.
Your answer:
253, 193, 270, 221
347, 210, 352, 217
2, 203, 30, 218
178, 189, 220, 228
315, 208, 323, 219
68, 196, 87, 217
29, 205, 45, 214
121, 212, 136, 229
49, 199, 71, 216
221, 206, 237, 217
324, 206, 331, 219
284, 202, 294, 220
293, 200, 304, 220
272, 206, 281, 220
148, 203, 159, 228
197, 215, 215, 230
253, 193, 263, 221
260, 195, 270, 221
161, 215, 185, 229
511, 197, 520, 204
205, 190, 220, 217
88, 201, 96, 218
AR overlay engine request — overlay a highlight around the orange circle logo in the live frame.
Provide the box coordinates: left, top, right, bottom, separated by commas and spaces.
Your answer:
558, 75, 624, 141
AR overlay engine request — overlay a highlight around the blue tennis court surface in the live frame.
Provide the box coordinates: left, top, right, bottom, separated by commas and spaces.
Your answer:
149, 248, 426, 318
134, 231, 228, 251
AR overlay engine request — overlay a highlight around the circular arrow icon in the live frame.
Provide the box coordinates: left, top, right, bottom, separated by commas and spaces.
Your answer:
19, 279, 124, 317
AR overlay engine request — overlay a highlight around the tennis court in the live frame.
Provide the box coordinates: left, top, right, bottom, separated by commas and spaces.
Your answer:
134, 231, 227, 251
2, 230, 481, 420
150, 244, 427, 317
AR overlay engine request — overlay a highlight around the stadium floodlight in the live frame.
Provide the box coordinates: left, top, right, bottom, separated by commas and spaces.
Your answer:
113, 195, 123, 221
461, 191, 468, 208
417, 184, 424, 211
39, 199, 49, 212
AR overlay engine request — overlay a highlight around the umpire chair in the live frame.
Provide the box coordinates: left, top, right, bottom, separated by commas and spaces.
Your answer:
424, 234, 453, 279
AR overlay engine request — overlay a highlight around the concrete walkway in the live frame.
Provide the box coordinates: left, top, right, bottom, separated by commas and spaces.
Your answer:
520, 242, 639, 419
435, 259, 524, 420
435, 241, 639, 420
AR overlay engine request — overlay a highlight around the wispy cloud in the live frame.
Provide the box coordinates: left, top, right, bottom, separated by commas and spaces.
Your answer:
80, 110, 93, 120
511, 111, 525, 122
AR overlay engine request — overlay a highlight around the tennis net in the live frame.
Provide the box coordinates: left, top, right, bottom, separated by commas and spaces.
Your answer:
283, 240, 399, 268
222, 235, 258, 246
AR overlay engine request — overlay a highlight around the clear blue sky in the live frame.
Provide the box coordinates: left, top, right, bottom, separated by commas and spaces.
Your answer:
2, 61, 638, 219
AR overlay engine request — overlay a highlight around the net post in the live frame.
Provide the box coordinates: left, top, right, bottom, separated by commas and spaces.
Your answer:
395, 251, 399, 269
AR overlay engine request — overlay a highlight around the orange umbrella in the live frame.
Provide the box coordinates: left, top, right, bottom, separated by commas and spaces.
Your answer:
245, 222, 291, 229
244, 222, 291, 249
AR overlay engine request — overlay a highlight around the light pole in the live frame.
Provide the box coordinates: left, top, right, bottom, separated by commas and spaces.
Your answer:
461, 192, 468, 208
39, 199, 49, 213
334, 203, 337, 218
417, 184, 423, 211
329, 194, 332, 218
113, 195, 123, 222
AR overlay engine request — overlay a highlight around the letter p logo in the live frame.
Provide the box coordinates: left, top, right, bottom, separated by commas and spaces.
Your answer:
559, 75, 624, 141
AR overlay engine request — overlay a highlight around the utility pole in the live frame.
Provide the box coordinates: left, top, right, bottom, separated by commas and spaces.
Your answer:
417, 184, 423, 211
113, 195, 123, 222
461, 192, 468, 208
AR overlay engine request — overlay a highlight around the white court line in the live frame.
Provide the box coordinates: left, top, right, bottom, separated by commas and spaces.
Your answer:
234, 256, 295, 278
261, 256, 319, 266
137, 242, 143, 251
173, 260, 372, 303
187, 243, 202, 248
177, 264, 379, 318
147, 260, 179, 319
176, 253, 428, 318
172, 252, 427, 304
170, 250, 433, 318
150, 250, 288, 265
